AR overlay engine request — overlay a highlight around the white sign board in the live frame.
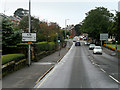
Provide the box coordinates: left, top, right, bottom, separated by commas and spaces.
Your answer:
100, 33, 108, 41
22, 33, 36, 42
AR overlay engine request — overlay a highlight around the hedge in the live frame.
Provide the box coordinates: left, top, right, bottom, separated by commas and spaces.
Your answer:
34, 42, 56, 53
2, 54, 25, 65
48, 42, 55, 51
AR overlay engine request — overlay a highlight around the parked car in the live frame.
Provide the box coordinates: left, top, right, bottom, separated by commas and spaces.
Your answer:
89, 44, 95, 50
75, 41, 81, 46
93, 46, 102, 54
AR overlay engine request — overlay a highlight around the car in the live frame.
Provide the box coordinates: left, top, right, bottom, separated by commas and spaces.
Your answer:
73, 37, 79, 42
75, 41, 81, 46
73, 39, 76, 42
89, 44, 95, 50
93, 46, 102, 54
84, 41, 90, 45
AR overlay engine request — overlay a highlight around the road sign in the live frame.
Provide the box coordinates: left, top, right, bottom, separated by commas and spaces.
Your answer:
22, 33, 36, 42
100, 33, 108, 41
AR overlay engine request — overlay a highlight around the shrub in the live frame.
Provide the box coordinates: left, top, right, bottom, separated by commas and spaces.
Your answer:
34, 42, 48, 52
2, 54, 25, 65
48, 42, 55, 51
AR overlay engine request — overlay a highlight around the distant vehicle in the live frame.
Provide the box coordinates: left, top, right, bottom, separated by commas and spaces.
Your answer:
73, 38, 76, 42
75, 41, 81, 46
73, 36, 79, 42
89, 44, 95, 50
84, 41, 90, 45
93, 46, 102, 54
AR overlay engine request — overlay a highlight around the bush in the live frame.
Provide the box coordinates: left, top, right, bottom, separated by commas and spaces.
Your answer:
48, 42, 55, 51
34, 42, 48, 52
2, 54, 25, 65
34, 42, 56, 52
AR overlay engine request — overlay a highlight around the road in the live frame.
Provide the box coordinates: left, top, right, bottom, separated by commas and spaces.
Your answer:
34, 41, 120, 88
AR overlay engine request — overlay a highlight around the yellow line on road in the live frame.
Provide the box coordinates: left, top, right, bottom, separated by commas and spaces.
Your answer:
57, 57, 63, 63
36, 66, 56, 89
35, 65, 54, 84
35, 56, 64, 89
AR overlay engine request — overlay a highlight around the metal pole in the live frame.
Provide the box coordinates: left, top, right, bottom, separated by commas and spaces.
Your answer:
101, 40, 102, 46
65, 19, 69, 39
28, 0, 31, 66
65, 19, 66, 39
115, 42, 117, 52
59, 43, 60, 56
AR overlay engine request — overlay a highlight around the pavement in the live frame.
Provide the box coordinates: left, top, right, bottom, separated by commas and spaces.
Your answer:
103, 46, 120, 59
2, 41, 71, 88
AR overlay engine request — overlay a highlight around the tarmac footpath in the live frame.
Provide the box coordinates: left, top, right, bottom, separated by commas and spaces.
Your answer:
2, 41, 72, 88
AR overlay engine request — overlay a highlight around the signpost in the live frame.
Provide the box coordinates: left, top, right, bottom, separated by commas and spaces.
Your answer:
100, 33, 108, 46
22, 33, 36, 42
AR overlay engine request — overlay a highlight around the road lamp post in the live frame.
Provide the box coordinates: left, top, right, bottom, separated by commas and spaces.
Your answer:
65, 19, 69, 38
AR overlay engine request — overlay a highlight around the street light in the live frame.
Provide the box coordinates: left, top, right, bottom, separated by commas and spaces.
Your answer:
65, 19, 69, 38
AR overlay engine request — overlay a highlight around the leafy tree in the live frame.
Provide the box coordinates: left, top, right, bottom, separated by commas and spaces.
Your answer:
19, 16, 41, 33
14, 8, 28, 19
74, 24, 82, 35
113, 12, 120, 42
81, 7, 114, 43
2, 18, 21, 47
19, 16, 64, 42
61, 30, 65, 38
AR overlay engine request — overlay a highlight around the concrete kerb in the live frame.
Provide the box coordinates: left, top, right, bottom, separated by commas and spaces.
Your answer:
35, 65, 54, 84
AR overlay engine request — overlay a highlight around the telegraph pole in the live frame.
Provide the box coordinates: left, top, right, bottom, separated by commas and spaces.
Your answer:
28, 0, 31, 66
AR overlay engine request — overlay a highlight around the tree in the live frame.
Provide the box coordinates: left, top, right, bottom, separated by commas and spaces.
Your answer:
74, 24, 82, 35
2, 18, 21, 47
19, 16, 41, 33
113, 12, 120, 42
14, 8, 28, 19
81, 7, 114, 43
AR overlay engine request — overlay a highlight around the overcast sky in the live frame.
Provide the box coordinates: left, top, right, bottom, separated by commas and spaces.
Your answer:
0, 0, 119, 28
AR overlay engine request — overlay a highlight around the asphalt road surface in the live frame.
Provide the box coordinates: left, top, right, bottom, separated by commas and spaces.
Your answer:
34, 41, 120, 88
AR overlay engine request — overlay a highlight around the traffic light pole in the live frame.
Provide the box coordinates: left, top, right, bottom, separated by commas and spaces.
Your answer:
59, 42, 60, 56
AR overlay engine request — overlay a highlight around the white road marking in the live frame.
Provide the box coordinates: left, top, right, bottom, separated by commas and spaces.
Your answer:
100, 68, 106, 73
109, 75, 120, 84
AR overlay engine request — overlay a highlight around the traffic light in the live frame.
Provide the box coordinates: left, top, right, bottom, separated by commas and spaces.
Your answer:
58, 36, 61, 40
115, 36, 118, 43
